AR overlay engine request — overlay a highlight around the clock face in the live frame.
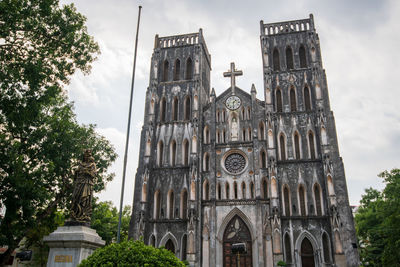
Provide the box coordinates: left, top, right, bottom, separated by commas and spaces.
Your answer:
225, 95, 241, 110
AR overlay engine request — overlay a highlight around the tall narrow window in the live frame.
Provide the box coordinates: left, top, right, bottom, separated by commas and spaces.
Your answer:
247, 107, 251, 120
299, 45, 307, 68
262, 179, 268, 199
172, 97, 178, 121
283, 186, 290, 216
217, 183, 222, 200
314, 184, 322, 216
181, 190, 188, 219
184, 96, 191, 120
279, 134, 286, 160
294, 132, 300, 159
284, 234, 292, 263
290, 87, 297, 111
158, 141, 164, 166
216, 110, 220, 123
173, 59, 180, 81
150, 235, 156, 246
250, 182, 255, 198
242, 128, 246, 141
170, 140, 176, 167
225, 182, 230, 199
276, 89, 283, 112
286, 47, 294, 70
183, 139, 189, 166
242, 182, 246, 199
168, 190, 174, 219
241, 107, 245, 120
181, 234, 187, 261
162, 60, 169, 82
204, 180, 209, 200
304, 86, 311, 111
323, 233, 331, 263
204, 153, 210, 171
259, 122, 265, 140
185, 57, 193, 80
308, 131, 316, 159
234, 182, 238, 199
260, 150, 266, 168
299, 185, 306, 215
273, 48, 280, 71
248, 128, 252, 141
154, 190, 161, 219
204, 126, 210, 144
160, 98, 166, 122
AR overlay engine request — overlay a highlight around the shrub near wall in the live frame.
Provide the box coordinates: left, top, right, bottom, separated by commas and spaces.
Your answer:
79, 240, 185, 267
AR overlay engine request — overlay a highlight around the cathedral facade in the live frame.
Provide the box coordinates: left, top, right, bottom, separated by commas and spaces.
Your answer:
129, 15, 359, 267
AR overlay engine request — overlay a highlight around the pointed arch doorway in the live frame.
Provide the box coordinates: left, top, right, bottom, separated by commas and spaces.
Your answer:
223, 215, 252, 267
300, 238, 315, 267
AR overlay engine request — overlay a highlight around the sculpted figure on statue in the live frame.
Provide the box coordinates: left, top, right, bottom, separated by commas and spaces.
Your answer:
69, 149, 96, 225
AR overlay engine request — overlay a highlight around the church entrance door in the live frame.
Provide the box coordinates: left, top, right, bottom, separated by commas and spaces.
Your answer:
223, 215, 252, 267
300, 238, 315, 267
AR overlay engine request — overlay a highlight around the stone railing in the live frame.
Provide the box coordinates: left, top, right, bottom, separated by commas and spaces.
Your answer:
260, 14, 315, 36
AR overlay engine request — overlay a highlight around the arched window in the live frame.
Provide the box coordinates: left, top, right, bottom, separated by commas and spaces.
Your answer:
183, 139, 189, 166
225, 182, 230, 199
203, 180, 209, 200
223, 129, 226, 143
242, 128, 246, 141
185, 57, 193, 80
262, 178, 268, 199
273, 48, 280, 71
216, 130, 220, 144
279, 134, 286, 160
222, 110, 226, 122
250, 182, 255, 198
168, 190, 174, 219
181, 234, 187, 261
259, 122, 265, 140
322, 233, 331, 263
284, 233, 292, 263
172, 97, 178, 121
217, 183, 222, 200
276, 88, 283, 112
204, 126, 210, 144
165, 239, 175, 254
308, 131, 316, 159
304, 86, 311, 111
290, 87, 297, 111
283, 186, 290, 216
294, 132, 301, 159
154, 190, 161, 219
162, 60, 169, 82
299, 185, 306, 215
300, 238, 315, 267
184, 96, 191, 120
203, 152, 210, 171
181, 189, 188, 219
247, 107, 251, 120
170, 140, 177, 166
260, 150, 267, 168
286, 47, 294, 70
157, 141, 164, 166
241, 182, 246, 199
216, 109, 220, 123
248, 128, 252, 141
241, 107, 245, 120
173, 59, 180, 81
314, 184, 322, 216
233, 182, 238, 199
160, 97, 166, 122
299, 45, 307, 68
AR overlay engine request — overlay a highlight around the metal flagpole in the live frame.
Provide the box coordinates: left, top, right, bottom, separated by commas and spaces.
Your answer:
117, 5, 142, 243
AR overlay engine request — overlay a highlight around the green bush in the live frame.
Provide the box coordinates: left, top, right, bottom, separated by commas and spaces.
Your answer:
79, 240, 185, 267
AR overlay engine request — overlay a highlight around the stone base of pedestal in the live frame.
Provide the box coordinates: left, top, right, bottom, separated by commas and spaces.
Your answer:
43, 225, 105, 267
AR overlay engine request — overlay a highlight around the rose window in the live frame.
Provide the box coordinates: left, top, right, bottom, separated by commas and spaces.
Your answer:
224, 153, 246, 174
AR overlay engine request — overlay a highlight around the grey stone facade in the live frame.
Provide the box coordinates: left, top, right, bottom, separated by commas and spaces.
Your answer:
129, 15, 359, 267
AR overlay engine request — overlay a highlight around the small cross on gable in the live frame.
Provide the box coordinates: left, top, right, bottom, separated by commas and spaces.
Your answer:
223, 62, 243, 94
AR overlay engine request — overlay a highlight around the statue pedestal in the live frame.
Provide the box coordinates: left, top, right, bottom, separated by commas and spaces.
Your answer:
43, 225, 105, 267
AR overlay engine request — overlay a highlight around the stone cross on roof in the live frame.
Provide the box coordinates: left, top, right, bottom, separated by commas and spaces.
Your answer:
223, 62, 243, 95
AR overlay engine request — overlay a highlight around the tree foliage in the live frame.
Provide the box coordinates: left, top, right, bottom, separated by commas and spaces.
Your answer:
78, 240, 186, 267
91, 200, 131, 245
355, 169, 400, 266
0, 0, 116, 265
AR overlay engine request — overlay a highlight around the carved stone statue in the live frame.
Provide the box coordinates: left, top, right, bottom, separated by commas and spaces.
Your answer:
231, 117, 239, 141
68, 150, 96, 226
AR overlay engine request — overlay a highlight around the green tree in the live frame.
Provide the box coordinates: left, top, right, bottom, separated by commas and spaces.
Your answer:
355, 169, 400, 266
78, 240, 186, 267
91, 200, 131, 245
0, 0, 117, 265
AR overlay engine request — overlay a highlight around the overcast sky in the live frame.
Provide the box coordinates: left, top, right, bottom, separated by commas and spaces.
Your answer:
59, 0, 400, 207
